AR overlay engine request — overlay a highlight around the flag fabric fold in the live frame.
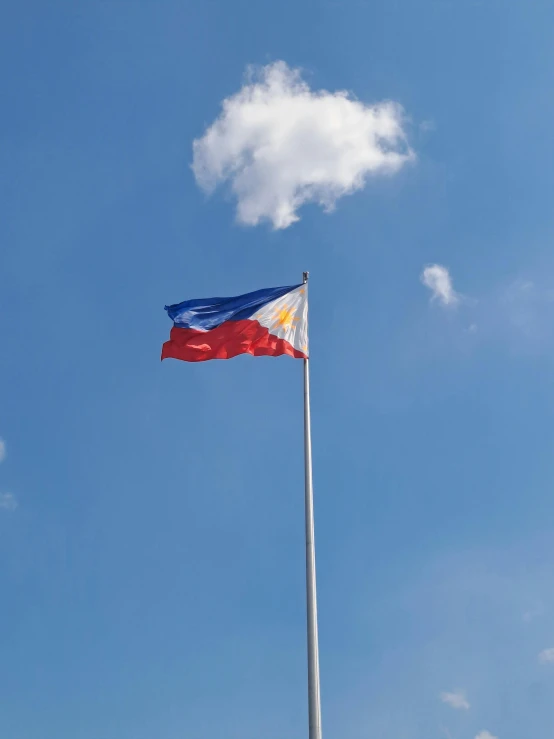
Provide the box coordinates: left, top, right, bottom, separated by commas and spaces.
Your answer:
162, 283, 308, 362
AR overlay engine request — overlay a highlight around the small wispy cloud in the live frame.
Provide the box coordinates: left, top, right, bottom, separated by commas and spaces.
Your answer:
192, 61, 414, 229
421, 264, 459, 306
538, 647, 554, 664
0, 493, 17, 511
419, 119, 436, 133
440, 690, 470, 710
0, 438, 6, 463
497, 278, 554, 349
475, 731, 497, 739
523, 604, 544, 622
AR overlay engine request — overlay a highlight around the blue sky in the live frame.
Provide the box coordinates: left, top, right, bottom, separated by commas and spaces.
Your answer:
2, 1, 554, 737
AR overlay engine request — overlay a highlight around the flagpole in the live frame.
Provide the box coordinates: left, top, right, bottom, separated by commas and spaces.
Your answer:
302, 271, 322, 739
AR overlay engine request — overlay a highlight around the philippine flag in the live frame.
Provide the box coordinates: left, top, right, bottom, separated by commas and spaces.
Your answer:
161, 283, 308, 362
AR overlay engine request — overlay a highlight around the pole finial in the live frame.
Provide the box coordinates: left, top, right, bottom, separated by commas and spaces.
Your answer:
303, 271, 309, 284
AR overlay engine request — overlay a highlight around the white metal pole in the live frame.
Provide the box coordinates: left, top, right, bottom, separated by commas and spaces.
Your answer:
302, 271, 322, 739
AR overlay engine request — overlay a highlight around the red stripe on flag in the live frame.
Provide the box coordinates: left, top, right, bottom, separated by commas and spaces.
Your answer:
161, 319, 306, 362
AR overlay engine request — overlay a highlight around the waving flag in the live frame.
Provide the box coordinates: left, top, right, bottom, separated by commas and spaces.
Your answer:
161, 276, 323, 739
162, 283, 308, 362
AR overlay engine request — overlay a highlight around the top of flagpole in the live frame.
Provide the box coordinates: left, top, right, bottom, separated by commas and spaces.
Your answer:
303, 271, 309, 284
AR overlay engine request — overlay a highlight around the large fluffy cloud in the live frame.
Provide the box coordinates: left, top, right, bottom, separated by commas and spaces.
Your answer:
192, 61, 414, 229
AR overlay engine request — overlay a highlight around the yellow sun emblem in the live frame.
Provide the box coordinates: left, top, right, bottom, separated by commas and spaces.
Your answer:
273, 303, 299, 331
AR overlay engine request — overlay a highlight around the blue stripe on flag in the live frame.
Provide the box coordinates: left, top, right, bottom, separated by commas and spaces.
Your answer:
164, 284, 300, 331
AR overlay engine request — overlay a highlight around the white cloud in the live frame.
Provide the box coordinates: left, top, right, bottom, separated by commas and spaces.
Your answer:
0, 493, 17, 511
192, 61, 414, 229
440, 690, 470, 710
420, 119, 436, 133
475, 732, 498, 739
523, 603, 544, 622
421, 264, 459, 306
538, 647, 554, 664
0, 438, 5, 463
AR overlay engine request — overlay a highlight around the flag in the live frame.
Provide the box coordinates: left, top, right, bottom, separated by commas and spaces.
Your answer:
161, 283, 308, 362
